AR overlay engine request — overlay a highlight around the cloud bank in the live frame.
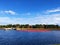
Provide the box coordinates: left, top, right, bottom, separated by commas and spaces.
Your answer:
0, 13, 60, 25
0, 7, 60, 25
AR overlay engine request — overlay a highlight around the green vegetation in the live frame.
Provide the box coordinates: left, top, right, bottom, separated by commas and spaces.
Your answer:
0, 24, 60, 29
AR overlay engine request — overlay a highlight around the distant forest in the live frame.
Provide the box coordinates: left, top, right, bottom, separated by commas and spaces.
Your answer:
0, 24, 60, 29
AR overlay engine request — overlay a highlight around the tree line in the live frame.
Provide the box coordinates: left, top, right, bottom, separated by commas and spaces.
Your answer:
0, 24, 60, 29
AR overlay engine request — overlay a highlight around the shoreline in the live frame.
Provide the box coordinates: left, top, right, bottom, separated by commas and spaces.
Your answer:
16, 28, 60, 32
0, 28, 60, 32
18, 30, 50, 32
16, 28, 50, 32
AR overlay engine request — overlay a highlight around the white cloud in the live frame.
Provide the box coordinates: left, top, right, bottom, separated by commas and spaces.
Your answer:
0, 7, 60, 25
0, 13, 60, 25
45, 7, 60, 13
0, 10, 16, 15
0, 10, 31, 16
5, 10, 16, 15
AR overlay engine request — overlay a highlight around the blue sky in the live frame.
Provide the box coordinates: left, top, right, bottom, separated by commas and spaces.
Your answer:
0, 0, 60, 25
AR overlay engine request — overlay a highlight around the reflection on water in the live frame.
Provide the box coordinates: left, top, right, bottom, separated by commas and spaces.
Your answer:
0, 30, 60, 45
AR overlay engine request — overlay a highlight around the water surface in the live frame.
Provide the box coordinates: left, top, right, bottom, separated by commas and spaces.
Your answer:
0, 30, 60, 45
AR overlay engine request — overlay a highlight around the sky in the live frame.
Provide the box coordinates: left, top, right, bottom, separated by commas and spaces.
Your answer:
0, 0, 60, 25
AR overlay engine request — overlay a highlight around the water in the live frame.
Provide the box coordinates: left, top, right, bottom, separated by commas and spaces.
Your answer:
0, 30, 60, 45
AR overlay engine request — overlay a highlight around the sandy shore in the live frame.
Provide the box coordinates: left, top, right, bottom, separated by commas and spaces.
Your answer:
17, 28, 50, 32
21, 30, 50, 32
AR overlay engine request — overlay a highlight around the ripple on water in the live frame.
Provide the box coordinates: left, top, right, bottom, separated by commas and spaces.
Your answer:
0, 30, 59, 45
